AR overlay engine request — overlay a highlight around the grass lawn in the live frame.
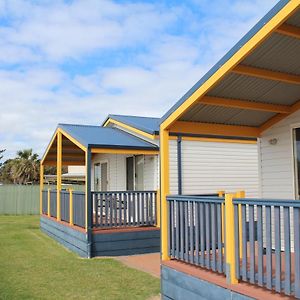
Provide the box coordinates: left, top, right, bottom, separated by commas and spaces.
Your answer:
0, 216, 160, 300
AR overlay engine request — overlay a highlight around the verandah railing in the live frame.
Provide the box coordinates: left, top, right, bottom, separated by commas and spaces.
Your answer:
92, 191, 157, 228
167, 193, 300, 299
167, 195, 225, 274
233, 198, 300, 298
42, 189, 85, 228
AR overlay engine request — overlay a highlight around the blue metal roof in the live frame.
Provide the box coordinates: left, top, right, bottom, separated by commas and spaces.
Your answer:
58, 124, 158, 150
104, 114, 160, 135
160, 0, 290, 124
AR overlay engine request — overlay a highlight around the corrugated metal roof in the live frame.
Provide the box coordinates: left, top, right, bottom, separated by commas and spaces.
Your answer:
179, 104, 276, 127
241, 33, 300, 75
160, 0, 291, 124
58, 124, 158, 150
286, 6, 300, 26
207, 73, 300, 106
103, 114, 160, 135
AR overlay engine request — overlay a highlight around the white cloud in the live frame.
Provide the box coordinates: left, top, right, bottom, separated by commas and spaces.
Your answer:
0, 0, 280, 159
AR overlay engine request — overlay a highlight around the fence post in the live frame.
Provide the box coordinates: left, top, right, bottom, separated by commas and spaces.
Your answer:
47, 189, 51, 217
218, 191, 225, 249
225, 193, 238, 284
156, 189, 161, 228
236, 191, 245, 260
69, 189, 73, 226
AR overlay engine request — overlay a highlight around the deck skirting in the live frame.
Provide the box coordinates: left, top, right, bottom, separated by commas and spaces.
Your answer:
40, 216, 160, 257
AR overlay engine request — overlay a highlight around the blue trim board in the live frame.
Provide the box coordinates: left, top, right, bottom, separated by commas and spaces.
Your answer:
161, 265, 252, 300
160, 0, 290, 124
40, 216, 160, 257
40, 216, 88, 258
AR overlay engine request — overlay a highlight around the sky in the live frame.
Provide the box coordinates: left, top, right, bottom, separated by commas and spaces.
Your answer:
0, 0, 278, 160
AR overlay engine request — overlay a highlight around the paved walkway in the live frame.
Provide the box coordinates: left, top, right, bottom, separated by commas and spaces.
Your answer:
114, 252, 160, 278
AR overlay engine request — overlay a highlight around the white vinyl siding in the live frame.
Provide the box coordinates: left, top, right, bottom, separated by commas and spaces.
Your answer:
169, 139, 259, 197
259, 109, 300, 199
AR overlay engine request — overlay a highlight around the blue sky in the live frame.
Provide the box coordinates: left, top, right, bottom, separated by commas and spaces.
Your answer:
0, 0, 277, 159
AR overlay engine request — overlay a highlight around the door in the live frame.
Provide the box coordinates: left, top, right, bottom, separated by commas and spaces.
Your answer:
293, 128, 300, 199
94, 162, 108, 191
126, 157, 134, 190
135, 155, 144, 190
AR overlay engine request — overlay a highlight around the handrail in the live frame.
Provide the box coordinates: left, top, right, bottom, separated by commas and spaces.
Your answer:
91, 190, 156, 194
233, 197, 300, 207
167, 195, 224, 203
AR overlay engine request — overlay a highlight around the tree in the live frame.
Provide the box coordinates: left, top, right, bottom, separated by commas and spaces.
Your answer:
0, 149, 5, 166
0, 149, 40, 184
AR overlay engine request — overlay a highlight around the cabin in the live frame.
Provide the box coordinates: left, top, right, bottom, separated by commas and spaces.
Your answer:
40, 113, 260, 259
160, 0, 300, 299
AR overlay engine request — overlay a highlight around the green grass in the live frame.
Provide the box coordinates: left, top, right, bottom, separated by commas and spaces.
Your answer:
0, 216, 160, 300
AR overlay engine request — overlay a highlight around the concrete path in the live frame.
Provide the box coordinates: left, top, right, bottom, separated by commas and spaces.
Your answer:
114, 252, 160, 278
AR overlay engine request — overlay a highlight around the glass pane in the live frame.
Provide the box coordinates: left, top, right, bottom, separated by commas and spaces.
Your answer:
294, 128, 300, 199
135, 155, 144, 191
94, 163, 101, 191
126, 157, 134, 191
101, 163, 108, 191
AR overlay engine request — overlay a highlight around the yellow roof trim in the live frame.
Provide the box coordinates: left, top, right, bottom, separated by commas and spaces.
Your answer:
161, 1, 300, 131
169, 136, 257, 144
58, 128, 87, 152
91, 148, 159, 155
104, 118, 155, 140
41, 130, 58, 164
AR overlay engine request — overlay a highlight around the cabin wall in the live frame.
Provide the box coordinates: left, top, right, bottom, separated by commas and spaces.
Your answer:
91, 153, 159, 191
259, 109, 300, 199
169, 139, 259, 197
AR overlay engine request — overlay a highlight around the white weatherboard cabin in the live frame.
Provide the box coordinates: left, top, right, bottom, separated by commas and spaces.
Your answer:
159, 1, 300, 299
39, 113, 260, 259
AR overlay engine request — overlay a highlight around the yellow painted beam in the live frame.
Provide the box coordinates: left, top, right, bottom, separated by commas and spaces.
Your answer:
171, 121, 260, 138
91, 148, 159, 155
104, 118, 155, 140
160, 1, 300, 130
41, 131, 57, 164
259, 99, 300, 133
58, 128, 87, 152
225, 193, 238, 284
168, 135, 257, 144
200, 96, 291, 114
276, 23, 300, 39
85, 151, 88, 231
232, 64, 300, 85
47, 189, 51, 217
160, 129, 170, 261
40, 164, 44, 215
57, 131, 62, 221
156, 189, 161, 228
69, 189, 74, 226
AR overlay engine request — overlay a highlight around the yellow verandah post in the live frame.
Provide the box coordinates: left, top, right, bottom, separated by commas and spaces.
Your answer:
225, 193, 238, 284
156, 189, 161, 228
236, 190, 245, 260
40, 164, 44, 215
160, 128, 170, 260
47, 188, 51, 217
69, 189, 74, 226
57, 131, 62, 221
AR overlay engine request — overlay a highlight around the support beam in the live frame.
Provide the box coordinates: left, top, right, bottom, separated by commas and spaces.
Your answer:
160, 129, 170, 261
177, 136, 182, 195
200, 96, 291, 113
91, 148, 159, 155
40, 164, 44, 215
232, 65, 300, 85
86, 148, 92, 258
260, 99, 300, 133
171, 121, 259, 138
275, 23, 300, 40
57, 131, 62, 221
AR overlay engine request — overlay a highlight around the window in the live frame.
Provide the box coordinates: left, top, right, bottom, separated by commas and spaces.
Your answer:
94, 162, 108, 191
293, 128, 300, 199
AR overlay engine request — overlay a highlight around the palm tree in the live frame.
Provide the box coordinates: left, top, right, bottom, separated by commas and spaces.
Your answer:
12, 149, 40, 184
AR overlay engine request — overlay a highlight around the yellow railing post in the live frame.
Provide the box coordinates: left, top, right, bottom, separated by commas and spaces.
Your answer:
225, 193, 238, 284
47, 189, 51, 217
160, 128, 170, 261
69, 189, 74, 226
40, 164, 44, 215
156, 189, 161, 228
218, 191, 225, 249
57, 131, 62, 221
236, 190, 245, 260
